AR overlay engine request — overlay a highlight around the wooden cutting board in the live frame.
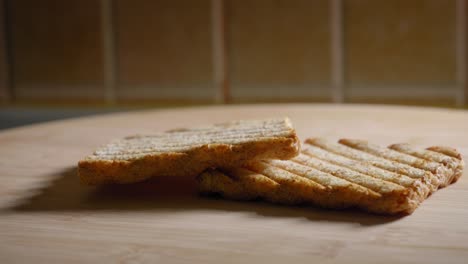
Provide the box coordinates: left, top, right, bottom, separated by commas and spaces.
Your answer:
1, 104, 467, 264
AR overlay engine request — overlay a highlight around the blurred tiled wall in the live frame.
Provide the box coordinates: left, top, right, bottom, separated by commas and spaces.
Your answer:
115, 0, 213, 101
8, 0, 104, 99
0, 0, 465, 105
0, 0, 9, 101
345, 0, 457, 102
228, 0, 330, 101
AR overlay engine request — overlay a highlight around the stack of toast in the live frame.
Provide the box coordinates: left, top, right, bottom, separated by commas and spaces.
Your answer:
78, 118, 464, 215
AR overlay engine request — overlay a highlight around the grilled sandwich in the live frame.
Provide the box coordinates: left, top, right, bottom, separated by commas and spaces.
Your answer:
198, 138, 464, 214
78, 118, 300, 185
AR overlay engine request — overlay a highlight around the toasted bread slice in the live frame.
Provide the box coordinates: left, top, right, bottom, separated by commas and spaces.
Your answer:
78, 118, 300, 185
198, 138, 464, 215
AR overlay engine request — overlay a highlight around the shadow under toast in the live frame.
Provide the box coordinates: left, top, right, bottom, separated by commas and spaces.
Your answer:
5, 167, 402, 226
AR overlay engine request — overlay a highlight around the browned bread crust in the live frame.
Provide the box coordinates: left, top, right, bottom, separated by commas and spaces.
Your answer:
198, 138, 464, 215
78, 118, 300, 185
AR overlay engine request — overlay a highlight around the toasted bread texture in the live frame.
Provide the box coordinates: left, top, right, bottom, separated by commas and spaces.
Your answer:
78, 118, 300, 185
198, 138, 464, 215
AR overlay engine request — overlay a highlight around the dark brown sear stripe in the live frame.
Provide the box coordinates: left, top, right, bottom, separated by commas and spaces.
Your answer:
426, 146, 464, 160
339, 139, 444, 174
306, 138, 430, 180
267, 158, 380, 198
389, 143, 456, 166
292, 154, 406, 195
302, 144, 417, 188
245, 161, 326, 191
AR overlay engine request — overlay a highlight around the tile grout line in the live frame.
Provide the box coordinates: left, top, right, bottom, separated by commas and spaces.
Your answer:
101, 0, 117, 104
456, 0, 467, 107
211, 0, 229, 104
330, 0, 345, 103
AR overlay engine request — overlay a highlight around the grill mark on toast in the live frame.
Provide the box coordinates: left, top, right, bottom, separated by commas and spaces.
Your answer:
198, 169, 278, 201
302, 144, 417, 188
292, 154, 406, 195
244, 161, 332, 204
266, 159, 380, 198
132, 125, 293, 139
389, 144, 464, 186
389, 143, 458, 168
79, 118, 299, 185
339, 139, 452, 189
244, 161, 327, 191
233, 159, 385, 209
302, 143, 430, 205
427, 146, 463, 160
425, 146, 465, 185
92, 136, 296, 158
339, 139, 444, 174
305, 138, 439, 193
93, 131, 295, 157
88, 119, 295, 160
305, 138, 429, 179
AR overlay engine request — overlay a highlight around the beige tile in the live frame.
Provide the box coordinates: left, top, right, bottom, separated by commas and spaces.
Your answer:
228, 0, 331, 101
115, 0, 213, 100
466, 0, 468, 104
0, 0, 9, 102
345, 0, 456, 92
9, 0, 104, 99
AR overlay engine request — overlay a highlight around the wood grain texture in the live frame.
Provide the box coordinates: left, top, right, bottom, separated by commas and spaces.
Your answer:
228, 0, 331, 101
8, 0, 104, 99
0, 104, 467, 263
115, 0, 213, 100
345, 0, 456, 87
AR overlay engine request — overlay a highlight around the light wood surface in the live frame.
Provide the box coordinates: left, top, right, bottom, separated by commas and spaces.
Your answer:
0, 104, 467, 264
